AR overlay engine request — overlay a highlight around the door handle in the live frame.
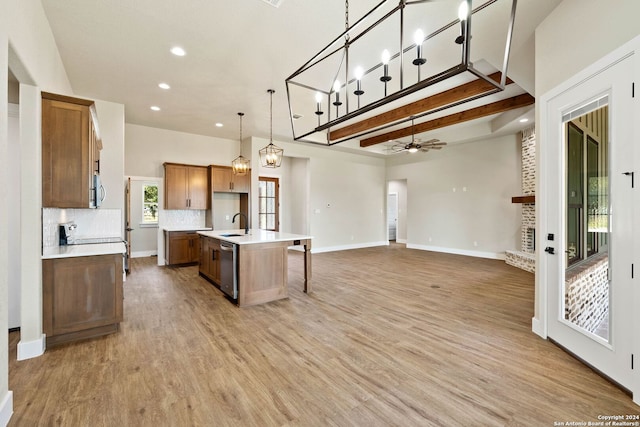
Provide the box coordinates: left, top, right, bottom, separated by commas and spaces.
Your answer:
544, 246, 555, 255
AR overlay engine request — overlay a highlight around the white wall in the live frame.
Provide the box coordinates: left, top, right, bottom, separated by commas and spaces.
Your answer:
249, 137, 387, 251
125, 123, 238, 177
7, 105, 20, 330
535, 0, 640, 97
289, 157, 310, 235
387, 134, 521, 259
92, 100, 125, 213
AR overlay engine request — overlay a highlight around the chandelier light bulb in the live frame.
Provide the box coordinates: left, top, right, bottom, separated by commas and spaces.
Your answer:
315, 92, 324, 116
380, 49, 392, 88
413, 29, 424, 47
408, 146, 418, 153
354, 66, 364, 81
455, 1, 469, 44
458, 1, 469, 21
413, 29, 426, 66
332, 80, 342, 108
354, 67, 365, 96
381, 49, 390, 65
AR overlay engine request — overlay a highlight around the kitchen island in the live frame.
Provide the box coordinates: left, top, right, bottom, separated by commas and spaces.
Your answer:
198, 229, 312, 307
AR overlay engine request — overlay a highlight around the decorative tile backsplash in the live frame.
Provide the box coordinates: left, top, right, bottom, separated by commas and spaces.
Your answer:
160, 210, 206, 229
43, 208, 122, 248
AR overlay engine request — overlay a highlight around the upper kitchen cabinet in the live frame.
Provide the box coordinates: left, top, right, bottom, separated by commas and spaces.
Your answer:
164, 163, 210, 210
211, 165, 250, 193
42, 92, 102, 208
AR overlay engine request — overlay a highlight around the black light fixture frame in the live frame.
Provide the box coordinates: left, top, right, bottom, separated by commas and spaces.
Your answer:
285, 0, 517, 146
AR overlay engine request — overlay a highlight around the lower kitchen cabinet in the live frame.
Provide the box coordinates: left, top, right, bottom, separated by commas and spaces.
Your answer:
165, 231, 200, 265
43, 254, 124, 347
199, 236, 221, 285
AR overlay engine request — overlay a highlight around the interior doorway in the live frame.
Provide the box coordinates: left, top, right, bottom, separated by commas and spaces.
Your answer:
387, 180, 407, 244
387, 193, 397, 241
126, 176, 161, 260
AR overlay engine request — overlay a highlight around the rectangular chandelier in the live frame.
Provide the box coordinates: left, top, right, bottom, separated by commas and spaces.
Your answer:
285, 0, 518, 146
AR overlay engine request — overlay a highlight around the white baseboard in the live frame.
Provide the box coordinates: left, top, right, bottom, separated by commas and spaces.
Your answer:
0, 391, 13, 427
311, 241, 388, 254
395, 238, 407, 244
131, 250, 157, 258
17, 334, 46, 360
407, 243, 505, 260
531, 317, 546, 339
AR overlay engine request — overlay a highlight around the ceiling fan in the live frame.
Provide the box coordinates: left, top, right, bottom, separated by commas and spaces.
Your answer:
386, 117, 447, 154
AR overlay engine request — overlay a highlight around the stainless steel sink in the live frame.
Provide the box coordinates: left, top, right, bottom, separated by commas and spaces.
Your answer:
220, 233, 242, 237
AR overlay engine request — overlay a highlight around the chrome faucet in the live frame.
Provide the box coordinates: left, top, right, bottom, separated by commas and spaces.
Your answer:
232, 213, 249, 234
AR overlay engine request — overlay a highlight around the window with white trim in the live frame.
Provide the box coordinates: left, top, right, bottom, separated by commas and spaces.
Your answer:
142, 183, 159, 224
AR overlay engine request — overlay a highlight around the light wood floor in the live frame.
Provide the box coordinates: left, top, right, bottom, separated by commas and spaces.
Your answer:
9, 245, 639, 426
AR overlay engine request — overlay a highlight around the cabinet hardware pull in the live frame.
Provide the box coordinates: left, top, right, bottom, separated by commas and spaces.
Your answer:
212, 250, 216, 261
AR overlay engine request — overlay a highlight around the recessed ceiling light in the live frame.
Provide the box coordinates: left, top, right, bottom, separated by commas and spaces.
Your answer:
158, 83, 170, 90
150, 106, 161, 111
519, 118, 529, 123
170, 46, 186, 56
215, 123, 223, 127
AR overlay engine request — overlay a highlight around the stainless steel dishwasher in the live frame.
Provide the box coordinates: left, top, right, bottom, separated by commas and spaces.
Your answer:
219, 241, 238, 299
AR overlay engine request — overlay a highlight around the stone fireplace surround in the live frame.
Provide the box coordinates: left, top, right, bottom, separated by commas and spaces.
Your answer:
506, 128, 536, 273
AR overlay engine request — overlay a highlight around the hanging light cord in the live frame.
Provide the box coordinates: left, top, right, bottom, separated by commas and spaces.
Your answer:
269, 89, 274, 144
327, 0, 349, 97
239, 112, 243, 155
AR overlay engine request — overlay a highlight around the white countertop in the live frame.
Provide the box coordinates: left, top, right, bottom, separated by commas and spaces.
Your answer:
163, 226, 213, 232
198, 229, 312, 245
42, 242, 127, 259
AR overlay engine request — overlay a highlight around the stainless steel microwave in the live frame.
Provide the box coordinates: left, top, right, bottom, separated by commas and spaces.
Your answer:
91, 173, 105, 208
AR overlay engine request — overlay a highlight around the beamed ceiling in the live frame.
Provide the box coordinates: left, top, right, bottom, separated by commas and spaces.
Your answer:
39, 0, 563, 155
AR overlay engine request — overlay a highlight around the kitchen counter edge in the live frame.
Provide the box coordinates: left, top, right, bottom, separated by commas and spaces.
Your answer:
42, 242, 127, 259
197, 229, 312, 245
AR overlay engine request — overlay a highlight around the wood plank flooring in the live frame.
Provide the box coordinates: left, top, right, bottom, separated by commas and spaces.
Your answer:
9, 245, 639, 426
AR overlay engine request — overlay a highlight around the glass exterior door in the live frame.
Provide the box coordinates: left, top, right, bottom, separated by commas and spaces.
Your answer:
544, 52, 634, 392
564, 105, 610, 341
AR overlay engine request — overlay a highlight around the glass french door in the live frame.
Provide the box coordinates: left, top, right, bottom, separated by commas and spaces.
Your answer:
258, 177, 279, 231
544, 53, 634, 391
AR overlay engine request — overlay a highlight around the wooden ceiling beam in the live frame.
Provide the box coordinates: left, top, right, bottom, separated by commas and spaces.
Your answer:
359, 93, 535, 147
329, 72, 513, 141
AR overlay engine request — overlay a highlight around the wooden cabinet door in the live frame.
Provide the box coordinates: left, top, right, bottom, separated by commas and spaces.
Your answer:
42, 98, 92, 208
43, 255, 123, 337
211, 166, 232, 192
189, 234, 201, 263
199, 237, 210, 276
164, 164, 189, 209
232, 170, 251, 193
167, 233, 192, 264
188, 166, 209, 209
210, 239, 221, 283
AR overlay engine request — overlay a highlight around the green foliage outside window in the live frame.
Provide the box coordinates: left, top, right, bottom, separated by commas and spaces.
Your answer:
143, 184, 159, 223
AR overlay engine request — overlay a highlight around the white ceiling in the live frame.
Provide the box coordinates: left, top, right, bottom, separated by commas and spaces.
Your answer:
39, 0, 562, 154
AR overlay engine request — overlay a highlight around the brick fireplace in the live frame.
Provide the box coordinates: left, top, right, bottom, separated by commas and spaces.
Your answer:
506, 127, 536, 273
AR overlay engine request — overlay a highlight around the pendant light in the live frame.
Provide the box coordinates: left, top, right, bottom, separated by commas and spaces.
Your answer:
259, 89, 283, 168
231, 112, 250, 175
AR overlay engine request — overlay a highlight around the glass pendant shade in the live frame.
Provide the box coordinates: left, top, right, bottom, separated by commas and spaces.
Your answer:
232, 155, 250, 175
260, 89, 283, 168
232, 112, 250, 175
259, 142, 283, 168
